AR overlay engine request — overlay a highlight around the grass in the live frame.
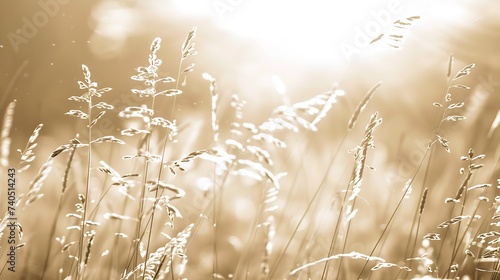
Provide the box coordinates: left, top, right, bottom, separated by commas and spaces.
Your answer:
0, 28, 499, 280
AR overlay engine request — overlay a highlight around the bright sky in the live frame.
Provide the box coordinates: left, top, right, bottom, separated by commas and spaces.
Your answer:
171, 0, 439, 64
92, 0, 470, 65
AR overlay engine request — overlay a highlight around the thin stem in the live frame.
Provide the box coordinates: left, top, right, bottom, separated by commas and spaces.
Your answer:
356, 148, 430, 280
397, 148, 434, 280
76, 96, 93, 280
127, 96, 155, 272
269, 132, 348, 279
323, 168, 352, 280
41, 145, 77, 279
146, 54, 185, 275
242, 182, 268, 280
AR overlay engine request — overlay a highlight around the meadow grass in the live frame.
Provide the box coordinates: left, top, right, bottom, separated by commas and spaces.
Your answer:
0, 29, 499, 280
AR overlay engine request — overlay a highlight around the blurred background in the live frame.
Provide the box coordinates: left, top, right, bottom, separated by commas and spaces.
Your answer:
1, 0, 500, 279
1, 0, 499, 142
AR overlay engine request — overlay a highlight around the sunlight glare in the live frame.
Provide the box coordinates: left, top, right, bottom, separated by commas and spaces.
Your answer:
218, 0, 363, 64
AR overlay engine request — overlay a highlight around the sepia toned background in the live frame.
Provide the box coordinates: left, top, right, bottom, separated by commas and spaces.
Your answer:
1, 0, 500, 279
